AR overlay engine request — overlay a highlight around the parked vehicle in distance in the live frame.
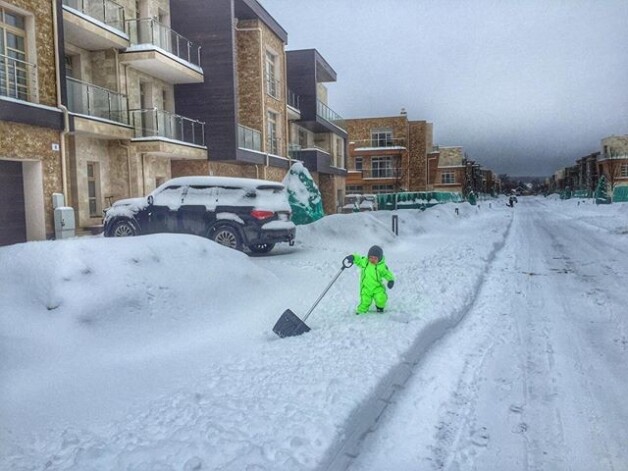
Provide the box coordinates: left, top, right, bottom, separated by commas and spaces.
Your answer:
341, 194, 378, 213
103, 176, 296, 253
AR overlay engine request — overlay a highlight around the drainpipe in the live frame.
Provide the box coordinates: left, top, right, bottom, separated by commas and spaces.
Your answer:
118, 141, 133, 197
52, 0, 70, 204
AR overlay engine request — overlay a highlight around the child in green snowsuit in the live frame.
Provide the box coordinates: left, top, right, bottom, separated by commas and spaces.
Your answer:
344, 245, 395, 314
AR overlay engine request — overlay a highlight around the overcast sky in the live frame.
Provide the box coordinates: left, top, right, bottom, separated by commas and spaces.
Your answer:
261, 0, 628, 177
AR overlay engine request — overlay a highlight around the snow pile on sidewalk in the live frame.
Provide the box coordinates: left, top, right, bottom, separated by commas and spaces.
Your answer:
1, 198, 625, 470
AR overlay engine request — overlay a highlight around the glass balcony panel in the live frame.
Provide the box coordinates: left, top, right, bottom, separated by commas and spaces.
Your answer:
63, 0, 126, 34
131, 109, 205, 146
66, 77, 128, 124
237, 124, 262, 152
316, 100, 345, 131
126, 18, 201, 67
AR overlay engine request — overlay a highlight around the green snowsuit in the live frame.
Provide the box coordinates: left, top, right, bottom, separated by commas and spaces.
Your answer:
352, 254, 395, 314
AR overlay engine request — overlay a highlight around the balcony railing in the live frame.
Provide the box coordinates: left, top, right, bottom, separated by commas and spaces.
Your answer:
316, 100, 345, 130
353, 137, 406, 148
362, 168, 402, 179
238, 124, 261, 151
287, 89, 300, 110
63, 0, 126, 33
126, 18, 201, 67
265, 73, 280, 99
0, 53, 37, 102
67, 77, 128, 124
130, 109, 205, 146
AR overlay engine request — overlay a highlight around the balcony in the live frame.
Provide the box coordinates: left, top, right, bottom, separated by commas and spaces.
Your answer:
0, 53, 38, 103
238, 124, 261, 152
286, 89, 300, 120
120, 18, 203, 84
362, 168, 402, 179
66, 77, 132, 139
62, 0, 129, 50
316, 100, 345, 131
353, 137, 407, 149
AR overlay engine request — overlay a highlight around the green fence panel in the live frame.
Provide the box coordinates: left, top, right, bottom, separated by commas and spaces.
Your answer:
613, 185, 628, 202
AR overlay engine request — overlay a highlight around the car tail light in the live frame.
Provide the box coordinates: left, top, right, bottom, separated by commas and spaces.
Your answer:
250, 209, 275, 220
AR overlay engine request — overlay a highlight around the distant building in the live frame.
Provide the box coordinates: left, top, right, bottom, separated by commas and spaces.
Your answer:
345, 110, 433, 195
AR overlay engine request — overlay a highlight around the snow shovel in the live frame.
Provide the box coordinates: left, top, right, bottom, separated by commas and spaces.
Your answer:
273, 257, 353, 338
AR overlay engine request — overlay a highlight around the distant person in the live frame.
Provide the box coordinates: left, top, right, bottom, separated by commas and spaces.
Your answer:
344, 245, 395, 314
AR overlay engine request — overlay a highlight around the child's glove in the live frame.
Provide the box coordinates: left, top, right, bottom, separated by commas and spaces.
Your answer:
344, 255, 354, 264
387, 280, 394, 289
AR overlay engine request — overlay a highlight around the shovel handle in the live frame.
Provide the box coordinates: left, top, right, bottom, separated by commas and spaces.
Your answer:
342, 258, 353, 269
302, 264, 346, 322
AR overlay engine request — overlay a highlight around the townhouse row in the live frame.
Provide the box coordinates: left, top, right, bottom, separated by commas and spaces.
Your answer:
549, 135, 628, 201
0, 0, 498, 247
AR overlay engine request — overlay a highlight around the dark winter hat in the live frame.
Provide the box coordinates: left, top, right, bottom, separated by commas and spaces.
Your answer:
368, 245, 383, 260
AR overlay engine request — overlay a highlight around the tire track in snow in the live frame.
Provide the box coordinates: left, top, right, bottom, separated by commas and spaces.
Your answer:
320, 213, 515, 471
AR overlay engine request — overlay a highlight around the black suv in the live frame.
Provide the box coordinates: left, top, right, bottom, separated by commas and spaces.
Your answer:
103, 176, 296, 253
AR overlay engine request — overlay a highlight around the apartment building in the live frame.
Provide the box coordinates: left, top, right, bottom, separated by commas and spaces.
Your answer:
0, 0, 65, 245
345, 111, 432, 195
428, 146, 465, 194
60, 0, 207, 233
600, 135, 628, 198
285, 49, 347, 214
168, 1, 348, 213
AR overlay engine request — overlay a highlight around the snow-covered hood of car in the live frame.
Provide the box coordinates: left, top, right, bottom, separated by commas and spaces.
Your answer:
104, 197, 147, 223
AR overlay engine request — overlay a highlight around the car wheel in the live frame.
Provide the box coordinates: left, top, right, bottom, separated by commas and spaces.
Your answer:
111, 220, 138, 237
249, 243, 275, 254
210, 225, 243, 251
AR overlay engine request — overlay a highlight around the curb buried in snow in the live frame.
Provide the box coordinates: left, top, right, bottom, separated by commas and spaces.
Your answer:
320, 213, 515, 471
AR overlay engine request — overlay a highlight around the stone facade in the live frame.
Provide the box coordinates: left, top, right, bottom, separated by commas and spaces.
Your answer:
236, 18, 288, 157
432, 146, 465, 193
0, 121, 63, 238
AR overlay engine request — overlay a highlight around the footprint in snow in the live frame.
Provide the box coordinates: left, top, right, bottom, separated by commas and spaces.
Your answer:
470, 427, 490, 447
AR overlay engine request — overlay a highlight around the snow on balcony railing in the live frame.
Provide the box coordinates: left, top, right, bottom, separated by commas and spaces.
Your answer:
67, 77, 128, 124
126, 18, 201, 67
352, 137, 407, 149
0, 53, 37, 103
131, 109, 205, 146
63, 0, 126, 33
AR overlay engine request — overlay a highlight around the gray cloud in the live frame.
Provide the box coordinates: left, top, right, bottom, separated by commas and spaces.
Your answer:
261, 0, 628, 176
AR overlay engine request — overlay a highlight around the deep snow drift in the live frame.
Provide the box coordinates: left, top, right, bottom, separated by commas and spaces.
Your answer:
1, 197, 627, 470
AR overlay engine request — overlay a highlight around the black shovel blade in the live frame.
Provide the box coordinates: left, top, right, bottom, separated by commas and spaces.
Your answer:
273, 309, 311, 338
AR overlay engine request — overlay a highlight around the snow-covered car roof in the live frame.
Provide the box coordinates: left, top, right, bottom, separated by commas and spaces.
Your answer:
159, 176, 285, 192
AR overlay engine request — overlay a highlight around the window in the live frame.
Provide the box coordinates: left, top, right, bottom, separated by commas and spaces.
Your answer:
346, 185, 363, 193
355, 157, 363, 171
265, 51, 279, 98
372, 156, 394, 178
441, 170, 455, 184
267, 111, 278, 154
87, 163, 101, 217
0, 7, 28, 100
371, 128, 393, 147
621, 163, 628, 178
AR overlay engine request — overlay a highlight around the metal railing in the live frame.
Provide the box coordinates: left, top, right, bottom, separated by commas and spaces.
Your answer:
63, 0, 126, 34
66, 77, 128, 124
287, 89, 300, 110
130, 109, 205, 146
362, 168, 402, 179
126, 18, 201, 67
317, 99, 345, 130
353, 137, 406, 148
0, 53, 37, 102
265, 73, 280, 99
238, 124, 261, 151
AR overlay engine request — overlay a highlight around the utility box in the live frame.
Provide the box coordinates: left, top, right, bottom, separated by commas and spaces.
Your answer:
52, 193, 65, 209
54, 206, 75, 239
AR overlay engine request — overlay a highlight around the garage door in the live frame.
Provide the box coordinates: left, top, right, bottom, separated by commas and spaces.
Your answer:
0, 160, 27, 246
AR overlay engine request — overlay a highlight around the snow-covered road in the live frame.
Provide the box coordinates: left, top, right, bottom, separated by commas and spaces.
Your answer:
351, 198, 628, 470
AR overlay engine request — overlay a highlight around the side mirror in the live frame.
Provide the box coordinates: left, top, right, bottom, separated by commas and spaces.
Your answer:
147, 195, 154, 206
